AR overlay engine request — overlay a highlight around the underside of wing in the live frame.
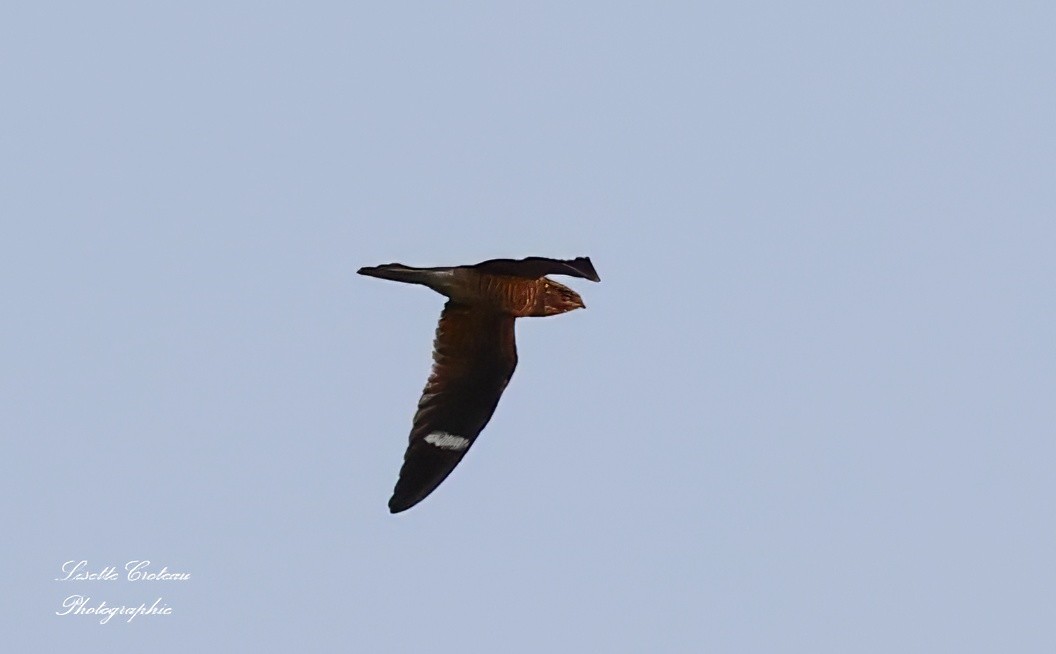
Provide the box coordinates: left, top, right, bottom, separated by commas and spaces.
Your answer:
389, 301, 518, 513
469, 256, 601, 282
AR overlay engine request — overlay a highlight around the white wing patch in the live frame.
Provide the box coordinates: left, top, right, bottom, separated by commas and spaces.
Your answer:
424, 431, 470, 451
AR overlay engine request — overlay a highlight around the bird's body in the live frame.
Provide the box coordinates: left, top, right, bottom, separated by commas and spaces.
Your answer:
358, 256, 600, 513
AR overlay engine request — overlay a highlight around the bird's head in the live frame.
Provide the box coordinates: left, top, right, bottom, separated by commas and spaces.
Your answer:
541, 278, 585, 316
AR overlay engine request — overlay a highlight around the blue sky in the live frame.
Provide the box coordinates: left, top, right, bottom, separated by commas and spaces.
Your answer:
4, 2, 1054, 651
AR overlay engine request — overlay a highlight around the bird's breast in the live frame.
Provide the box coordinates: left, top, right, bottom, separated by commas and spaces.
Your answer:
447, 273, 540, 316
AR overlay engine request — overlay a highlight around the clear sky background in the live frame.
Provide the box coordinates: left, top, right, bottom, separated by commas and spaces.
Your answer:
3, 2, 1054, 652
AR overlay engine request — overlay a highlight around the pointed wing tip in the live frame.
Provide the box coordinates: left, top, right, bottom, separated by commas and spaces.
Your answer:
573, 257, 601, 282
388, 493, 422, 514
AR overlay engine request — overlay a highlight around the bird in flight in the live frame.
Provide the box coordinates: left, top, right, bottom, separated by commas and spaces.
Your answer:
358, 256, 601, 513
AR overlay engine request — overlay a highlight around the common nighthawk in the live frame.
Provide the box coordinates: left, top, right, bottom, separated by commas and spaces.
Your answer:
358, 256, 600, 513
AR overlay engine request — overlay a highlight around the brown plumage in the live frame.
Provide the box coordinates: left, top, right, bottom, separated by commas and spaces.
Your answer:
358, 256, 601, 513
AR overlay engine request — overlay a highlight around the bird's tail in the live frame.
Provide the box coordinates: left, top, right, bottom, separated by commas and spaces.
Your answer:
357, 263, 451, 288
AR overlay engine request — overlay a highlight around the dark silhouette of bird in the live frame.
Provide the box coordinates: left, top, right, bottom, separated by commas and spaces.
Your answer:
358, 256, 601, 513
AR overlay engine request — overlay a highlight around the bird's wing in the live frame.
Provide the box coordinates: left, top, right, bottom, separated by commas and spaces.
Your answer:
469, 256, 601, 282
388, 301, 518, 513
